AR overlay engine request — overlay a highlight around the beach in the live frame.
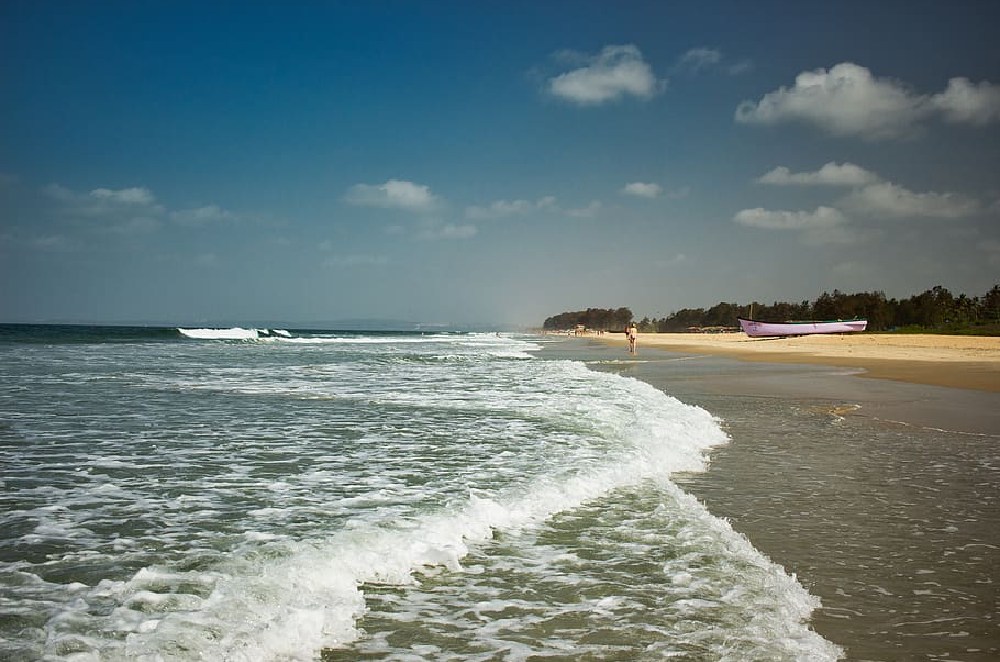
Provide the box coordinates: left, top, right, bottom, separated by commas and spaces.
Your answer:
590, 331, 1000, 392
567, 332, 1000, 661
1, 326, 847, 660
3, 325, 996, 660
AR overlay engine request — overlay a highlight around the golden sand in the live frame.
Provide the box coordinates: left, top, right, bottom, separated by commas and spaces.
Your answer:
588, 332, 1000, 392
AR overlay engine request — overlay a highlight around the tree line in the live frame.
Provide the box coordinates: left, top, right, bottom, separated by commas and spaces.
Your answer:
544, 285, 1000, 335
543, 307, 633, 332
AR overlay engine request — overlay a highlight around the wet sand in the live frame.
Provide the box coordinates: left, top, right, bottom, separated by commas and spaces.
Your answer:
546, 336, 1000, 661
587, 332, 1000, 392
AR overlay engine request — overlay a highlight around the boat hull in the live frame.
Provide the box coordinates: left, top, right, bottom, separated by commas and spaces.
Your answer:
738, 317, 867, 337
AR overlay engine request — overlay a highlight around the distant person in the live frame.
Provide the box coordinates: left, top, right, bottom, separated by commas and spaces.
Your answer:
627, 322, 638, 354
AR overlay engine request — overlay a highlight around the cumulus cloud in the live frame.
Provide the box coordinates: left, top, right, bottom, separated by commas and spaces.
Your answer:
40, 183, 165, 234
31, 181, 250, 246
733, 206, 848, 230
345, 179, 440, 212
740, 162, 986, 250
930, 77, 1000, 125
735, 63, 930, 140
841, 182, 979, 219
736, 63, 1000, 140
621, 182, 662, 198
757, 162, 881, 186
547, 44, 661, 105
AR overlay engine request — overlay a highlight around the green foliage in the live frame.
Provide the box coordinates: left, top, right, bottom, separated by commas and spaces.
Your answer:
544, 285, 1000, 334
543, 307, 633, 331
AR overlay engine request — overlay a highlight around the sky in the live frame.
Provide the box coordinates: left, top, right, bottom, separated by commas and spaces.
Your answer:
2, 0, 999, 328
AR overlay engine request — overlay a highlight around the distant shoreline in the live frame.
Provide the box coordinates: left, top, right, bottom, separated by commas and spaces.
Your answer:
583, 331, 1000, 392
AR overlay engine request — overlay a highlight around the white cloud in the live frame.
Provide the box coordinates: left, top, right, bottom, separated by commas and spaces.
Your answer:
674, 47, 750, 76
345, 179, 440, 212
465, 198, 536, 220
547, 44, 661, 105
735, 63, 930, 140
536, 195, 557, 210
417, 222, 478, 240
728, 59, 753, 75
622, 182, 662, 198
930, 77, 1000, 125
566, 201, 603, 218
757, 162, 881, 186
736, 63, 1000, 140
40, 183, 165, 235
841, 182, 979, 219
678, 48, 721, 73
44, 184, 162, 214
733, 206, 848, 230
170, 205, 235, 226
90, 187, 156, 205
32, 181, 252, 245
464, 195, 596, 219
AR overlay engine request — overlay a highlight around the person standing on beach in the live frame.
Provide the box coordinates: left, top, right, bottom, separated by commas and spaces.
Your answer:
627, 322, 638, 354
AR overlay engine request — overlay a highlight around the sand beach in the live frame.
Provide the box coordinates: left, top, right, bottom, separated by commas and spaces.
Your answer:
556, 332, 1000, 660
591, 331, 1000, 392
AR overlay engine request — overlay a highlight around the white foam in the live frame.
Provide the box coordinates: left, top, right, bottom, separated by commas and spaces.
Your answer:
176, 327, 297, 341
86, 370, 732, 657
177, 327, 261, 340
4, 331, 839, 661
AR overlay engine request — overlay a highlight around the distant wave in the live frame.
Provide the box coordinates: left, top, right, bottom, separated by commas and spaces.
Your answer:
177, 327, 292, 341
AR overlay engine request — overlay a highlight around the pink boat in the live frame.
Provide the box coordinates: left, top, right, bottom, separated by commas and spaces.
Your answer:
738, 317, 868, 337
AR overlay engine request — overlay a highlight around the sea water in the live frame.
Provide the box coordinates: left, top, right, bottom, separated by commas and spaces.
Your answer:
0, 325, 841, 661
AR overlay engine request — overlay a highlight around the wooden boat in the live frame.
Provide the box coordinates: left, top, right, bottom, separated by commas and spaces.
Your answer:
738, 317, 867, 337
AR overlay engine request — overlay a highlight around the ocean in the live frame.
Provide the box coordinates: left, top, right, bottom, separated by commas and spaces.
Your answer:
0, 325, 842, 661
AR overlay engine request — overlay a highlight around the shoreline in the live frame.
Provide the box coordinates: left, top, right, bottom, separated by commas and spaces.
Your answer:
583, 331, 1000, 392
548, 336, 1000, 660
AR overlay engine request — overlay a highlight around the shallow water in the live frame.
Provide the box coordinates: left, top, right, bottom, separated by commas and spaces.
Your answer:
0, 326, 839, 661
580, 339, 1000, 661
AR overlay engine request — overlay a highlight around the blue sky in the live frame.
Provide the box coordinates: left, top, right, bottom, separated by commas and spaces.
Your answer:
2, 1, 998, 327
